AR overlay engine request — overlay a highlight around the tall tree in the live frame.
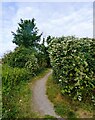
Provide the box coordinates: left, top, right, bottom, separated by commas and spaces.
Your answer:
12, 18, 42, 48
37, 37, 51, 67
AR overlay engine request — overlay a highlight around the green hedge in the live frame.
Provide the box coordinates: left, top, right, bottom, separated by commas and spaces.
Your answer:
48, 36, 95, 104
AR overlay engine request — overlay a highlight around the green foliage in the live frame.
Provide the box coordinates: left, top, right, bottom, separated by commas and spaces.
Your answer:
47, 74, 78, 118
2, 64, 29, 94
44, 115, 56, 118
36, 52, 48, 69
2, 46, 33, 68
2, 64, 30, 118
47, 73, 93, 118
36, 37, 52, 68
2, 62, 49, 118
25, 54, 39, 76
12, 19, 42, 48
67, 111, 77, 120
2, 44, 48, 71
2, 79, 38, 119
2, 18, 51, 118
2, 19, 51, 70
55, 103, 69, 116
48, 36, 95, 104
46, 35, 55, 45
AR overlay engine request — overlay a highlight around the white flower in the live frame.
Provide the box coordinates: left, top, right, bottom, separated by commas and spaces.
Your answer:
19, 99, 22, 102
73, 50, 76, 52
59, 79, 62, 82
78, 96, 82, 101
73, 63, 75, 66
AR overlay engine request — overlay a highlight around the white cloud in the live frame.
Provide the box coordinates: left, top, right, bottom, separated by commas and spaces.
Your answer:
1, 2, 93, 57
37, 5, 93, 37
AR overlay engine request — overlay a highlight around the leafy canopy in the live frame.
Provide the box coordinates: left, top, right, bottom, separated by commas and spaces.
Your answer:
12, 18, 42, 48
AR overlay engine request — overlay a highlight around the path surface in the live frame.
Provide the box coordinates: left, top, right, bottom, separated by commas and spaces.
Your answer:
32, 70, 60, 118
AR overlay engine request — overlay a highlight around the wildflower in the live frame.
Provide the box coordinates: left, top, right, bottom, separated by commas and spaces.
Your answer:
72, 50, 76, 52
19, 99, 22, 102
73, 63, 75, 66
78, 96, 82, 101
59, 79, 62, 82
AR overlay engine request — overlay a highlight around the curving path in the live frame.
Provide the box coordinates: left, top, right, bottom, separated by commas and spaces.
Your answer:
32, 70, 60, 118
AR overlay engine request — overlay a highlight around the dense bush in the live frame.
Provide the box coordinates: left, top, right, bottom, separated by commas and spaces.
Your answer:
2, 64, 30, 118
48, 36, 95, 104
2, 45, 49, 70
2, 46, 35, 68
25, 54, 39, 76
2, 64, 29, 94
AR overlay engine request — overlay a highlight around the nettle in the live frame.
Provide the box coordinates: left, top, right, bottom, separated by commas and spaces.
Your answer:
48, 36, 95, 104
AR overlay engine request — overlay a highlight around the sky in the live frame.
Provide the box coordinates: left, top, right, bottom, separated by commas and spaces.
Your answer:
0, 1, 94, 58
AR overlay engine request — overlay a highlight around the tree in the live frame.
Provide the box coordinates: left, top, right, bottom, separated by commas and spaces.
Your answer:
12, 18, 42, 48
37, 37, 51, 67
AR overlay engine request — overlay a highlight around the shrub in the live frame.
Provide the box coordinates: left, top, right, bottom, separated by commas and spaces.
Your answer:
48, 36, 95, 104
2, 64, 30, 118
2, 64, 29, 94
2, 46, 34, 68
25, 54, 39, 76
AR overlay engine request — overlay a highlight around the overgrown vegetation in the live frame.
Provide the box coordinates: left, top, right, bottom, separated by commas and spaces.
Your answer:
2, 18, 95, 119
48, 36, 95, 105
47, 74, 93, 118
2, 67, 50, 119
2, 19, 50, 118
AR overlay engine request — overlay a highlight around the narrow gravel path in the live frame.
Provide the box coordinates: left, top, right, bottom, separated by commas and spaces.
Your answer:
32, 70, 60, 118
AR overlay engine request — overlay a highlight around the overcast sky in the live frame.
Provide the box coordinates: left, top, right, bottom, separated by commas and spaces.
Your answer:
0, 1, 94, 57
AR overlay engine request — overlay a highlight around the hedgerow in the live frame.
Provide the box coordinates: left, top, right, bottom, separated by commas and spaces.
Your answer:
48, 36, 95, 104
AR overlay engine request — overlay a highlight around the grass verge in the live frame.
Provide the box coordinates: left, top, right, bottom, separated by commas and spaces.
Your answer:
16, 68, 52, 118
46, 74, 93, 119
